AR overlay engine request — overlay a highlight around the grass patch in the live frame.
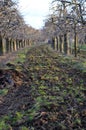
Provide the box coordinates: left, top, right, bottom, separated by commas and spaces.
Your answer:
79, 44, 86, 50
0, 89, 8, 96
14, 48, 28, 63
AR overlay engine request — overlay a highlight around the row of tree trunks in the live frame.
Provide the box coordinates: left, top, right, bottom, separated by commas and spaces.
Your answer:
51, 32, 78, 57
0, 36, 31, 55
51, 34, 69, 55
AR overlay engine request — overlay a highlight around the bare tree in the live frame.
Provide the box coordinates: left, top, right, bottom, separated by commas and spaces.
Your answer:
43, 0, 86, 57
0, 0, 39, 55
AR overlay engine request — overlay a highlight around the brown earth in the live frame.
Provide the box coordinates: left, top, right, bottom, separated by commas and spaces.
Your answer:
0, 45, 86, 130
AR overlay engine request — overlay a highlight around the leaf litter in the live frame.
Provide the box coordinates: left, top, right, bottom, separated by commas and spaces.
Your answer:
0, 45, 86, 130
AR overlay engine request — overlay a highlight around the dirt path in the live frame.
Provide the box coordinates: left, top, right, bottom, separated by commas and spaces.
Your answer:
0, 45, 86, 130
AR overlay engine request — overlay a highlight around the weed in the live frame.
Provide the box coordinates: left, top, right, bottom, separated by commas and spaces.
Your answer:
0, 89, 8, 96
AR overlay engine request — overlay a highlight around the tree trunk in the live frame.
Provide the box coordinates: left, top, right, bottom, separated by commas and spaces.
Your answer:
0, 36, 3, 55
2, 37, 6, 55
59, 35, 63, 53
64, 33, 68, 55
56, 36, 59, 51
6, 38, 10, 53
74, 24, 78, 57
14, 39, 17, 51
54, 37, 57, 50
84, 35, 86, 44
51, 37, 55, 49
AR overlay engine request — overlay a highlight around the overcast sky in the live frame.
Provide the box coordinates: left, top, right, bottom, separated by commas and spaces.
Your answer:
18, 0, 52, 29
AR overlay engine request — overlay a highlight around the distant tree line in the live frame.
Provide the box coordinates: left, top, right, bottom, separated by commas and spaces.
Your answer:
0, 0, 41, 55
